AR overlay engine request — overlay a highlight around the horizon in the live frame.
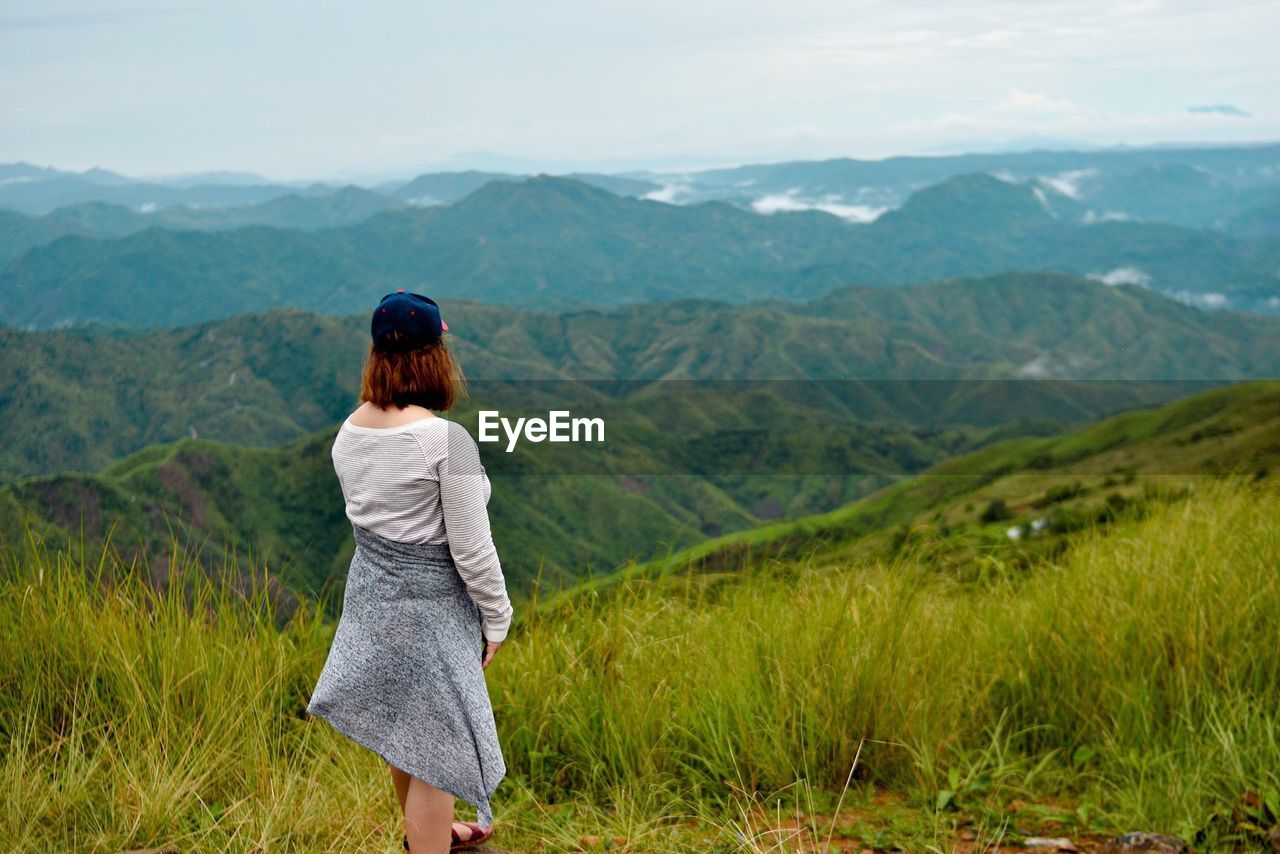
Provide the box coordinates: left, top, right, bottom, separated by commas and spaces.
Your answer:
8, 136, 1280, 187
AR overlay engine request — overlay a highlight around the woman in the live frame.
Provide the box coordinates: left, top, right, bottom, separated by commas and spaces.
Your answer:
307, 290, 513, 853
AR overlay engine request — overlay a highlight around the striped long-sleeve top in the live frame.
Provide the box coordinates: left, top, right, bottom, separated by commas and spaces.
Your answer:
331, 413, 514, 642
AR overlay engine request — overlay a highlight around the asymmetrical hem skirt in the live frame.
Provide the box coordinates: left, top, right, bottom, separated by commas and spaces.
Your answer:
307, 523, 506, 829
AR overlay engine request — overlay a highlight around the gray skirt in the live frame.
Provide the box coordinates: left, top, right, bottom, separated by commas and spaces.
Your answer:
307, 523, 507, 828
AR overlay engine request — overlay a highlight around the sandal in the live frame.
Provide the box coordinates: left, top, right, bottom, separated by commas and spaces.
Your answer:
451, 821, 494, 849
401, 822, 493, 851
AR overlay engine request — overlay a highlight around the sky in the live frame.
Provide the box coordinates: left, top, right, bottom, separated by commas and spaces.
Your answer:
1, 0, 1278, 181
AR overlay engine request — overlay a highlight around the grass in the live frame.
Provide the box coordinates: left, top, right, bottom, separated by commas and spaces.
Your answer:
2, 477, 1279, 851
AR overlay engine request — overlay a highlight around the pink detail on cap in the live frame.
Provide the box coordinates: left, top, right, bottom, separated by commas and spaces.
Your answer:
409, 310, 415, 315
396, 289, 405, 294
441, 319, 449, 332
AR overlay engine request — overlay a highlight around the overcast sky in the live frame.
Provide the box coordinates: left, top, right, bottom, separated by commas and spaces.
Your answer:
2, 0, 1277, 181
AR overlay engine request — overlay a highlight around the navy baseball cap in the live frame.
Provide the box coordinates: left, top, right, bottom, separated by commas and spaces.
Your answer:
371, 289, 449, 351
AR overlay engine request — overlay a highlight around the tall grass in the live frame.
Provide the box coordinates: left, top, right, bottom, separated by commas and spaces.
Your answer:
2, 478, 1277, 851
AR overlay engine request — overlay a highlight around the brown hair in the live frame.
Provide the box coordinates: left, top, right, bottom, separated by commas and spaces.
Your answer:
359, 330, 467, 411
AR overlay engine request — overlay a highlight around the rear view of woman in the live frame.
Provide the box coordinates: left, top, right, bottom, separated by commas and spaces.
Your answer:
308, 290, 513, 853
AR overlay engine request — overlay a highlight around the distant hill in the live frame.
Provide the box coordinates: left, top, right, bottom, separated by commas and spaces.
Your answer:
3, 270, 1278, 483
0, 187, 407, 264
379, 170, 659, 205
664, 142, 1280, 230
1226, 188, 1280, 238
4, 173, 1278, 328
0, 171, 303, 215
380, 170, 517, 205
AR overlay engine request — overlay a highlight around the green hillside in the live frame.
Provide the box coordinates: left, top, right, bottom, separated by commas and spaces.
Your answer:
4, 271, 1277, 482
552, 379, 1280, 602
5, 173, 1278, 328
0, 395, 1030, 600
3, 377, 1274, 623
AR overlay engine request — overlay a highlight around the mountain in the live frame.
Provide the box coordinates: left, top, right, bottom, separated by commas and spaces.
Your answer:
5, 173, 1279, 329
382, 170, 517, 205
873, 172, 1057, 233
0, 188, 407, 265
561, 173, 661, 197
151, 186, 405, 230
381, 170, 660, 206
0, 173, 302, 215
3, 271, 1278, 483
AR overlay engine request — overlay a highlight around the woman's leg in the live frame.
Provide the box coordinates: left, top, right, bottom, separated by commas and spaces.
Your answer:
404, 774, 455, 854
389, 762, 411, 813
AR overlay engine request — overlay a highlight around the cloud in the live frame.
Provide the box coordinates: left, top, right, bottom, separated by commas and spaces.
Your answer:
1017, 354, 1055, 378
1017, 352, 1089, 379
1036, 167, 1098, 199
642, 181, 695, 204
769, 123, 825, 142
1187, 104, 1251, 118
943, 28, 1021, 48
1087, 266, 1151, 287
1030, 185, 1057, 215
1169, 290, 1230, 309
995, 89, 1085, 117
1082, 209, 1131, 223
750, 188, 887, 222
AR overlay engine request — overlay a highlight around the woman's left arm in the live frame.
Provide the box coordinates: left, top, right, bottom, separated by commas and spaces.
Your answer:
433, 420, 514, 643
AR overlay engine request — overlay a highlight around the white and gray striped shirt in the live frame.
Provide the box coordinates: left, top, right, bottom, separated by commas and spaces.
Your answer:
331, 414, 514, 642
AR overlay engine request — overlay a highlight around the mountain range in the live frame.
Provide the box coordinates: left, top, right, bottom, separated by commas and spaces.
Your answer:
6, 143, 1278, 231
4, 172, 1279, 330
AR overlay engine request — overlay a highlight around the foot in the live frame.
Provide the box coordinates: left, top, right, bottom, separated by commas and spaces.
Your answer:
401, 824, 481, 850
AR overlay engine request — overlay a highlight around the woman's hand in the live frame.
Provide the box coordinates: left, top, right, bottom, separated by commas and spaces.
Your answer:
481, 639, 503, 669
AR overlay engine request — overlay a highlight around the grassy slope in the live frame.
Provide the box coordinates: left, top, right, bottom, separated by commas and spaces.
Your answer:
550, 379, 1280, 603
2, 457, 1275, 851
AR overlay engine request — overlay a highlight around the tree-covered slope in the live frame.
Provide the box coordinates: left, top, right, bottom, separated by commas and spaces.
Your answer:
4, 271, 1278, 482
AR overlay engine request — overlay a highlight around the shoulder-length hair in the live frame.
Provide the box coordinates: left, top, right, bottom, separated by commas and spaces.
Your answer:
359, 330, 467, 411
